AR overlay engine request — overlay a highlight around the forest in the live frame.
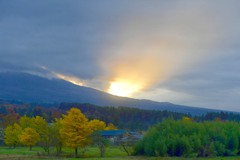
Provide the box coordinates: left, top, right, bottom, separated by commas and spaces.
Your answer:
135, 118, 240, 157
1, 101, 240, 131
1, 101, 240, 158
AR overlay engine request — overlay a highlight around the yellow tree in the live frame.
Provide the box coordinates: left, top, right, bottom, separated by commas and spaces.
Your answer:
19, 115, 33, 129
4, 123, 22, 148
60, 108, 91, 157
19, 115, 52, 154
19, 127, 40, 151
182, 116, 192, 122
88, 119, 106, 132
105, 123, 118, 130
20, 115, 49, 141
31, 116, 48, 131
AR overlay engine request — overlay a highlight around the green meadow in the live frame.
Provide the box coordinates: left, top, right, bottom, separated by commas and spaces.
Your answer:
1, 146, 240, 160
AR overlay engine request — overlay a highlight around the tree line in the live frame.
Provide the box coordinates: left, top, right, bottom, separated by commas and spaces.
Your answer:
2, 101, 240, 158
3, 108, 117, 157
1, 101, 240, 132
134, 118, 240, 157
0, 102, 189, 130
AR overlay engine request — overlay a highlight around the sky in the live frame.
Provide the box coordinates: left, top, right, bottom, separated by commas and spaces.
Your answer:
0, 0, 240, 111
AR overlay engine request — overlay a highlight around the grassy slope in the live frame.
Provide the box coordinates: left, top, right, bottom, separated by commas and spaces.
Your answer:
0, 146, 240, 160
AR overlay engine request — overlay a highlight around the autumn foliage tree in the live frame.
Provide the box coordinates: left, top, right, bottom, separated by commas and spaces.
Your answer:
4, 123, 22, 148
2, 113, 20, 127
105, 123, 118, 130
18, 115, 51, 153
60, 108, 108, 157
60, 108, 92, 157
19, 127, 40, 151
88, 119, 106, 131
3, 107, 114, 157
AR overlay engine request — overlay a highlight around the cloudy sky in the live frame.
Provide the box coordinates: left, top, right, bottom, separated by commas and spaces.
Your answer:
1, 0, 240, 111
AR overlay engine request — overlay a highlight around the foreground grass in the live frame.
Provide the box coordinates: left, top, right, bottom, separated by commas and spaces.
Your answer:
0, 146, 240, 160
78, 157, 240, 160
0, 146, 127, 159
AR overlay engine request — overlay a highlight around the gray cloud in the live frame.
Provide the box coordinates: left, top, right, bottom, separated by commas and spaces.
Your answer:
1, 0, 240, 111
0, 0, 129, 78
154, 51, 240, 111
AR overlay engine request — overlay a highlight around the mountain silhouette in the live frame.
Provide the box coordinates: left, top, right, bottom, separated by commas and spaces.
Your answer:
0, 72, 222, 115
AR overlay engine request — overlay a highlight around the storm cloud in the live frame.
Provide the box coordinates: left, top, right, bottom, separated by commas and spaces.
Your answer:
0, 0, 240, 111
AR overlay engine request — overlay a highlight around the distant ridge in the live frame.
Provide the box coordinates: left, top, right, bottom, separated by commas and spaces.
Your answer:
0, 72, 225, 115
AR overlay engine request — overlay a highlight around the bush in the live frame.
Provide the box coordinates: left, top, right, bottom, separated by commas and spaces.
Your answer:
134, 119, 240, 157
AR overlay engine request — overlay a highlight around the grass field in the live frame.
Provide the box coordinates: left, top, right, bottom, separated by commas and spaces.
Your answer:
1, 146, 240, 160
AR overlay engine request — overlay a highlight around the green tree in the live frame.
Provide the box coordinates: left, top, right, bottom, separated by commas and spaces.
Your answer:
174, 136, 191, 156
134, 119, 240, 157
214, 141, 225, 156
19, 115, 33, 129
154, 138, 167, 156
32, 116, 51, 154
4, 123, 22, 148
51, 119, 64, 154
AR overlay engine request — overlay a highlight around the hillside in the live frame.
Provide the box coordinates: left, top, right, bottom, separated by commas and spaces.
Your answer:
0, 72, 223, 115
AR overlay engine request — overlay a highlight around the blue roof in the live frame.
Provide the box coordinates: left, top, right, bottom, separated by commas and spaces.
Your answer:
101, 130, 126, 136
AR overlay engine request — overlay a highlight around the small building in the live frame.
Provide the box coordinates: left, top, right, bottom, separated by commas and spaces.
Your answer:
100, 129, 127, 143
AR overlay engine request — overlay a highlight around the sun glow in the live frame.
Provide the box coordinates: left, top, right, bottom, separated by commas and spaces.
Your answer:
39, 65, 85, 86
108, 81, 142, 97
54, 73, 84, 86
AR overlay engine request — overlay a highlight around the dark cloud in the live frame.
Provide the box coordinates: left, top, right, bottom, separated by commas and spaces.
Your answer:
1, 0, 240, 111
0, 0, 130, 78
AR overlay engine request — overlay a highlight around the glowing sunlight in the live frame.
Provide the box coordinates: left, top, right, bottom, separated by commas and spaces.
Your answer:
54, 73, 84, 86
108, 81, 142, 97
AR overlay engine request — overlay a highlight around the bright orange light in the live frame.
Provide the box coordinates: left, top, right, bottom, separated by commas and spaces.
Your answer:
108, 81, 141, 97
54, 73, 84, 86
